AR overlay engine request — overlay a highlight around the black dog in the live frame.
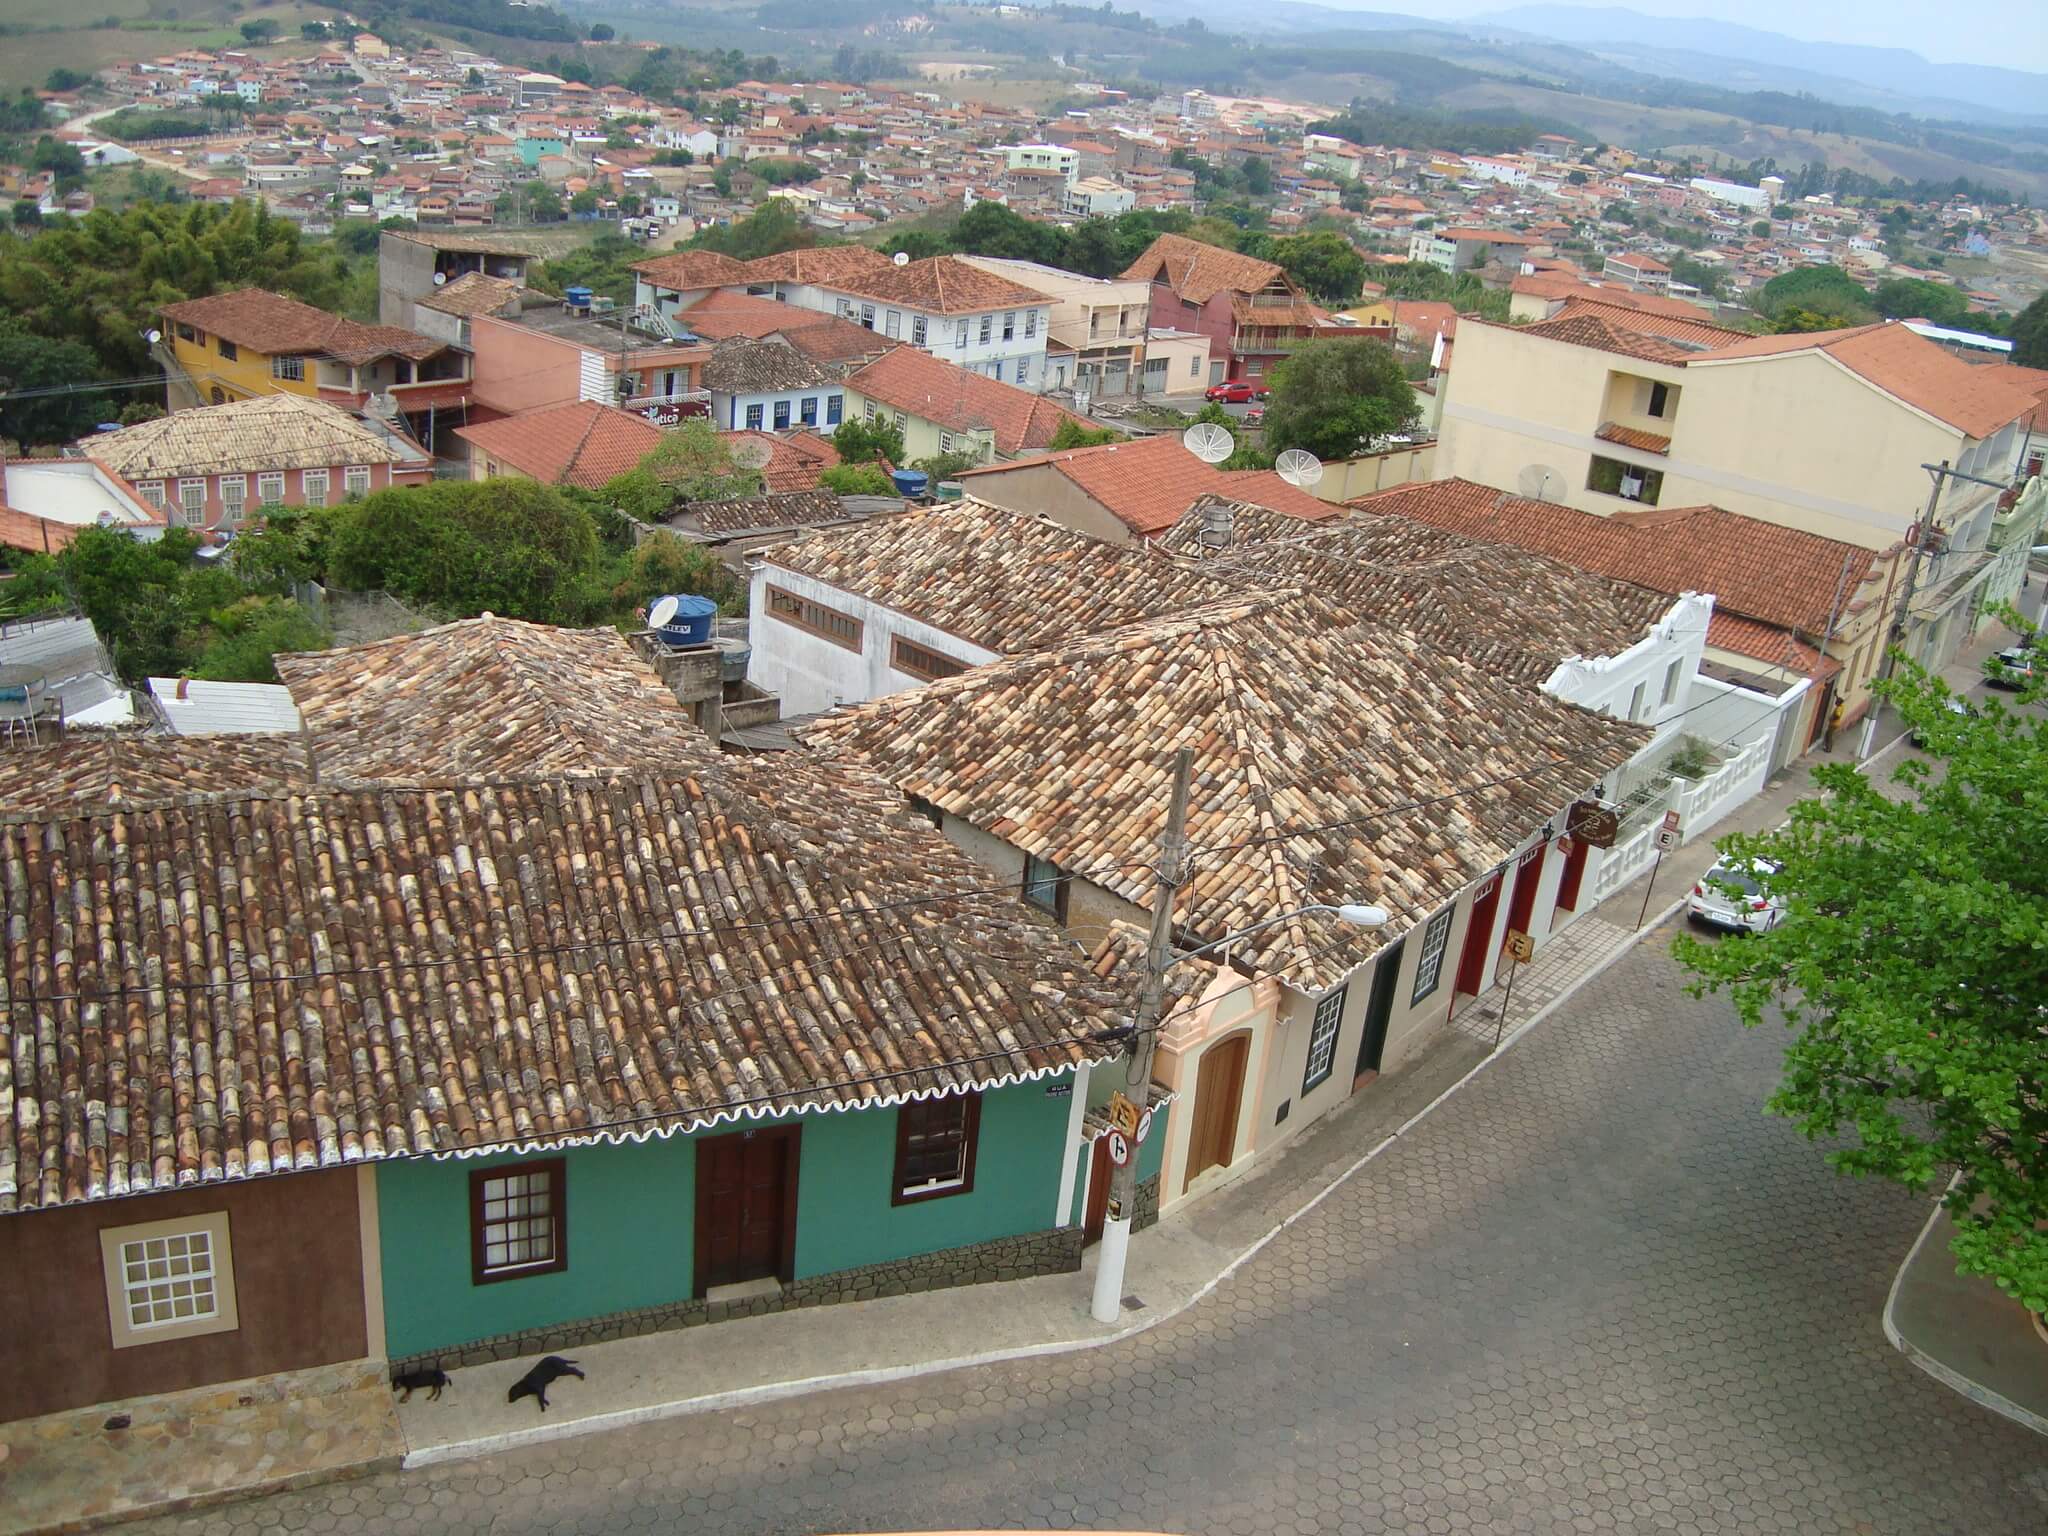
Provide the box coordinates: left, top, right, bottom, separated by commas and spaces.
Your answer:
392, 1366, 450, 1403
507, 1355, 584, 1412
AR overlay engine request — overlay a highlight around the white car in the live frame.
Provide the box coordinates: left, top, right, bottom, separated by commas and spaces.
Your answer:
1686, 857, 1786, 934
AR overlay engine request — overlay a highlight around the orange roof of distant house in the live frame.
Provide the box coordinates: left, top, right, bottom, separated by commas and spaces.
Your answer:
732, 245, 895, 287
454, 400, 663, 489
1691, 321, 2040, 437
960, 431, 1337, 537
1120, 233, 1290, 305
1511, 273, 1717, 323
827, 254, 1052, 315
846, 348, 1088, 458
159, 288, 445, 365
630, 249, 750, 290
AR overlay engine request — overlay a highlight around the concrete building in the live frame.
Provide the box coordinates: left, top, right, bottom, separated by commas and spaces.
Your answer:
1061, 176, 1135, 218
956, 256, 1150, 397
377, 229, 536, 331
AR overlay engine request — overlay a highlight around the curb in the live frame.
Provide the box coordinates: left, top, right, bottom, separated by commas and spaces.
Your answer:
1880, 1192, 2048, 1439
14, 1454, 398, 1536
404, 904, 1683, 1471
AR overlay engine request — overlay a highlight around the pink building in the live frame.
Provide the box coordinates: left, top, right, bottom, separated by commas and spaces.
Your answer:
84, 395, 432, 534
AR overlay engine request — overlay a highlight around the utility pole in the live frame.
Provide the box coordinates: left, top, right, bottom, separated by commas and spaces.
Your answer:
1090, 746, 1192, 1325
1857, 463, 1947, 762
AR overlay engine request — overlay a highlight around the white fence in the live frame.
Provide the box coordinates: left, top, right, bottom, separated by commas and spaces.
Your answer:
1588, 735, 1773, 903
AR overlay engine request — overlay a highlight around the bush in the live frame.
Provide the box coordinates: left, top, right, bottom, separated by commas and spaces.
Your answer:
191, 596, 329, 683
1662, 735, 1716, 781
818, 463, 896, 495
830, 416, 903, 466
1047, 420, 1120, 451
911, 449, 985, 481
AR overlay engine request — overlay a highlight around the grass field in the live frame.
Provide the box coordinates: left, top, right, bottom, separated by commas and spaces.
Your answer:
0, 0, 343, 94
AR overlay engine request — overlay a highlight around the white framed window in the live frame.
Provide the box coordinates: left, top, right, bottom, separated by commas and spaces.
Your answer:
955, 319, 969, 349
302, 468, 330, 505
938, 431, 954, 452
1024, 309, 1038, 338
1015, 356, 1031, 386
471, 1159, 568, 1283
745, 402, 765, 430
863, 398, 876, 421
271, 354, 305, 382
884, 309, 901, 339
1302, 985, 1347, 1094
1660, 659, 1682, 706
1002, 310, 1015, 341
860, 303, 876, 330
343, 465, 371, 498
256, 471, 286, 506
100, 1212, 238, 1348
826, 393, 843, 425
1410, 906, 1455, 1006
218, 475, 247, 523
1628, 681, 1647, 721
1190, 355, 1201, 377
978, 315, 993, 344
912, 314, 927, 345
176, 479, 208, 526
136, 480, 165, 509
893, 411, 907, 431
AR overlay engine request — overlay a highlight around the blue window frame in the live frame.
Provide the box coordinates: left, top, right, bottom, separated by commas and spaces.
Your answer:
826, 393, 844, 425
800, 396, 818, 426
773, 399, 791, 430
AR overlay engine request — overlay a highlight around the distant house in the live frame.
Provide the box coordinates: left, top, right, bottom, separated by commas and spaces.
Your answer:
702, 337, 845, 434
453, 399, 664, 490
1120, 232, 1319, 386
841, 346, 1087, 466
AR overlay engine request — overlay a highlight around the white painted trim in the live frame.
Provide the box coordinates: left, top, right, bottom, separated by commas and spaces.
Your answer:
356, 1164, 387, 1363
1054, 1059, 1090, 1227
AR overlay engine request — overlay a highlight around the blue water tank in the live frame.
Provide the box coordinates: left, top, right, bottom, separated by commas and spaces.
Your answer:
652, 593, 718, 649
890, 468, 929, 498
564, 285, 594, 311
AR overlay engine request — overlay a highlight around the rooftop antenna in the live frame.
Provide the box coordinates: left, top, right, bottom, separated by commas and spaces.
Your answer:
1181, 422, 1233, 464
1275, 448, 1324, 488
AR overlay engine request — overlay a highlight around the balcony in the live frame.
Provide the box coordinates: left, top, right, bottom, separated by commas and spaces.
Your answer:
320, 372, 474, 414
1596, 421, 1671, 457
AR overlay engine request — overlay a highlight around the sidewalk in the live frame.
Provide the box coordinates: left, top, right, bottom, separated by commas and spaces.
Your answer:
1885, 1204, 2048, 1436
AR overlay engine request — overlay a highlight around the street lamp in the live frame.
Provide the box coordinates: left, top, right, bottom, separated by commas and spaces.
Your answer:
1089, 892, 1387, 1325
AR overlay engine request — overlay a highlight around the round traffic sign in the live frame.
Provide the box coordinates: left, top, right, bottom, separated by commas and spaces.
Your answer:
1105, 1130, 1132, 1167
1135, 1108, 1154, 1145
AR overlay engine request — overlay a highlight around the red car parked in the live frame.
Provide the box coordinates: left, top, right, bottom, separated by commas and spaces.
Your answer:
1205, 379, 1267, 403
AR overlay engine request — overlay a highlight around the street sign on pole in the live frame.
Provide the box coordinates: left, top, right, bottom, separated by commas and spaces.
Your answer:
1105, 1130, 1132, 1168
1504, 929, 1534, 964
1135, 1107, 1155, 1145
1106, 1091, 1141, 1140
1654, 826, 1680, 853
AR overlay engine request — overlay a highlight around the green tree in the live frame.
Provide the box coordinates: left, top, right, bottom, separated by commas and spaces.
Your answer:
1261, 338, 1419, 463
57, 525, 202, 681
1047, 419, 1121, 451
239, 20, 281, 43
2012, 292, 2048, 368
1754, 264, 1874, 325
0, 331, 117, 445
819, 462, 895, 495
689, 199, 815, 261
1751, 220, 1773, 237
1770, 307, 1866, 334
1677, 651, 2048, 1316
525, 183, 564, 222
1873, 276, 1971, 328
570, 188, 602, 216
325, 479, 604, 623
1241, 155, 1273, 197
831, 415, 903, 466
949, 199, 1066, 264
1268, 230, 1367, 304
44, 69, 92, 93
191, 595, 329, 682
588, 23, 615, 41
611, 530, 728, 610
608, 418, 763, 514
911, 448, 987, 480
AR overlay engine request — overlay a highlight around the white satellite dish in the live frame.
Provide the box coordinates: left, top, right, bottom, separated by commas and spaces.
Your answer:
1516, 463, 1562, 502
729, 436, 775, 469
142, 328, 162, 346
433, 271, 448, 286
1275, 448, 1324, 488
892, 250, 910, 266
647, 594, 680, 628
1181, 422, 1234, 464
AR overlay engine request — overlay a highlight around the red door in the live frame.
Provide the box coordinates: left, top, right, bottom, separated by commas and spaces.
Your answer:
694, 1126, 800, 1294
1502, 841, 1546, 950
1553, 836, 1589, 917
1454, 867, 1506, 997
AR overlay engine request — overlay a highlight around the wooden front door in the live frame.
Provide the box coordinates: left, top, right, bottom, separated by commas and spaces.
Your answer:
1455, 868, 1506, 998
1353, 936, 1406, 1084
693, 1126, 800, 1296
1182, 1032, 1249, 1194
1502, 842, 1545, 952
1083, 1136, 1112, 1245
1553, 836, 1590, 919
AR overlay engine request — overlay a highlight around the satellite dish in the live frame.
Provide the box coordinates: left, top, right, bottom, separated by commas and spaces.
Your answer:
647, 594, 680, 628
1276, 448, 1324, 488
433, 270, 448, 286
1516, 463, 1562, 502
892, 250, 910, 266
729, 436, 775, 469
142, 328, 162, 346
1181, 423, 1233, 464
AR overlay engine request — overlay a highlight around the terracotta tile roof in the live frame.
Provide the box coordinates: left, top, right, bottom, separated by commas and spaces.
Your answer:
1507, 311, 1697, 366
702, 336, 836, 394
722, 429, 843, 492
1553, 296, 1748, 350
629, 249, 750, 290
805, 594, 1647, 990
277, 616, 717, 781
846, 347, 1090, 457
733, 244, 895, 287
1352, 478, 1873, 643
677, 487, 852, 538
415, 271, 523, 317
1595, 422, 1672, 455
0, 758, 1127, 1210
1707, 611, 1836, 677
86, 395, 418, 479
680, 292, 893, 364
1121, 233, 1292, 305
0, 734, 312, 814
1691, 321, 2039, 437
1160, 496, 1671, 685
828, 254, 1052, 315
960, 432, 1337, 536
764, 498, 1253, 654
454, 400, 663, 489
159, 288, 446, 365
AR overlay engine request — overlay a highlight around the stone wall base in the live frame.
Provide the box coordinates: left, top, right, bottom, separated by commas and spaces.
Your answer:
394, 1225, 1087, 1376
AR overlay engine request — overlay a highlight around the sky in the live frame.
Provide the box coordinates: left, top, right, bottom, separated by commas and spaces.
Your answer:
1377, 1, 2048, 74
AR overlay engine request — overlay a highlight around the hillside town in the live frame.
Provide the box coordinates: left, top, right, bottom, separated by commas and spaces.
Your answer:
1, 10, 2047, 1536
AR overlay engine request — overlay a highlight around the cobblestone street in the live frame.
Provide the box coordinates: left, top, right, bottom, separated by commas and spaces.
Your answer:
133, 925, 2047, 1536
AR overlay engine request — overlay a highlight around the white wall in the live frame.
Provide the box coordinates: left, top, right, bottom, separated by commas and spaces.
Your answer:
746, 563, 1001, 716
1542, 591, 1713, 772
714, 385, 842, 435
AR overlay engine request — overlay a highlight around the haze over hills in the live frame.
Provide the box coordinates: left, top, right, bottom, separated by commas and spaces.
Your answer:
1122, 0, 2048, 125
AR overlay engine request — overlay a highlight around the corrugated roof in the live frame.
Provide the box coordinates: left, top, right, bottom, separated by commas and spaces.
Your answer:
147, 677, 302, 734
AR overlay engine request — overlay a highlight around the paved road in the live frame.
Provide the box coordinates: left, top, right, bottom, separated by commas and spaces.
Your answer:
140, 930, 2046, 1536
